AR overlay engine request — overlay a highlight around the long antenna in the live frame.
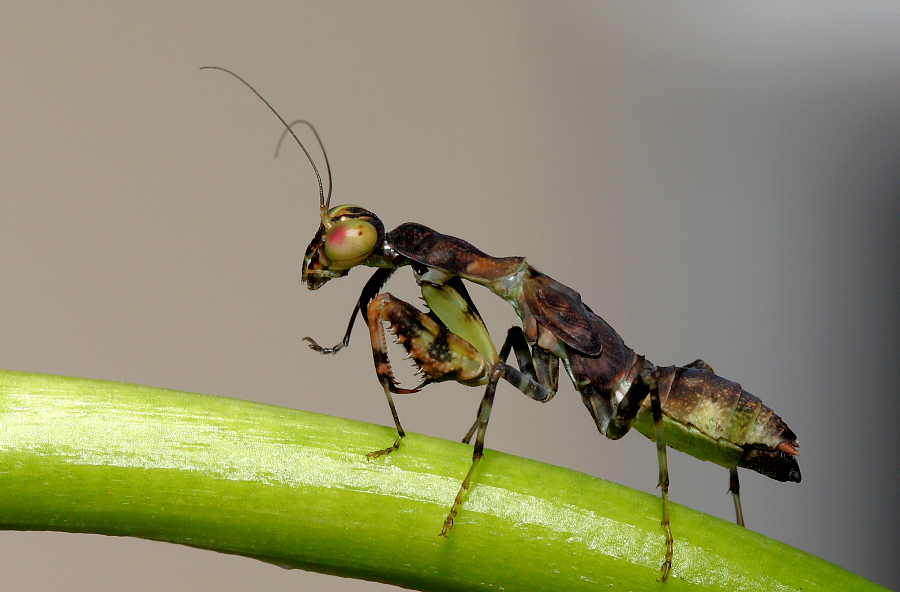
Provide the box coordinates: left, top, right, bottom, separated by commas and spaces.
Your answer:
200, 66, 333, 221
276, 119, 332, 212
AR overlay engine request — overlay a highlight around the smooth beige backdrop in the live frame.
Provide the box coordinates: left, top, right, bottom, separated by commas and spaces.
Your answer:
2, 2, 898, 590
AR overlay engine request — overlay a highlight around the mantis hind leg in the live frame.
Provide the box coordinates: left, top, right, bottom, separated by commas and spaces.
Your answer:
643, 365, 674, 583
579, 357, 674, 580
729, 467, 745, 527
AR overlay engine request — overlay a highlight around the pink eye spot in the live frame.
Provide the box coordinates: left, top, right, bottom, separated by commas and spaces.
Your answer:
325, 224, 354, 249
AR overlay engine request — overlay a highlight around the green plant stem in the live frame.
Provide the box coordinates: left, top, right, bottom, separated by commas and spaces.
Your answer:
0, 370, 884, 591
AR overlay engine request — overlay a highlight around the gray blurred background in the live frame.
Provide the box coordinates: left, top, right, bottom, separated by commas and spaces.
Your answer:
2, 2, 898, 590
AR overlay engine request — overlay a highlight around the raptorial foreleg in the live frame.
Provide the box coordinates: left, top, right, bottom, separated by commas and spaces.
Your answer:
364, 291, 496, 457
365, 293, 554, 535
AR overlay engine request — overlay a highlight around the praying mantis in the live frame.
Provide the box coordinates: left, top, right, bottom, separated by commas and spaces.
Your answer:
204, 67, 801, 582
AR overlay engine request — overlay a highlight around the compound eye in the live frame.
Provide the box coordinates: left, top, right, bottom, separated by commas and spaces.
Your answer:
323, 219, 378, 268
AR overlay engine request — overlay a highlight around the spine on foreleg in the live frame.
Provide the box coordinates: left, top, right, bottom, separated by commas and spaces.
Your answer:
633, 365, 801, 482
366, 293, 490, 390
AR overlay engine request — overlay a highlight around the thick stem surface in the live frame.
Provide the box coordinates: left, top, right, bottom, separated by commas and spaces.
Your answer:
0, 370, 886, 591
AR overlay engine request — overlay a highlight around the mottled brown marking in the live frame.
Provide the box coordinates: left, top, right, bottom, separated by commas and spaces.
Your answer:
387, 223, 525, 281
657, 367, 705, 424
724, 389, 763, 443
522, 271, 604, 356
690, 373, 741, 439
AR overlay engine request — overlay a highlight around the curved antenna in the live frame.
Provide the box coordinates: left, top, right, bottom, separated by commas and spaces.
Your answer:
200, 66, 332, 222
276, 119, 332, 212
